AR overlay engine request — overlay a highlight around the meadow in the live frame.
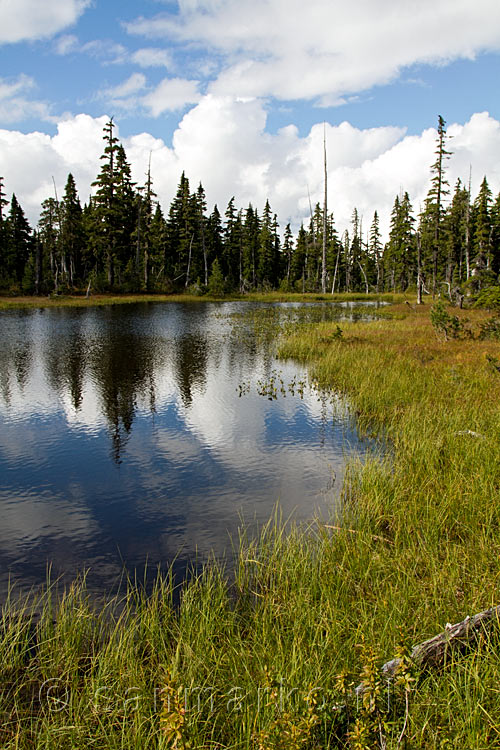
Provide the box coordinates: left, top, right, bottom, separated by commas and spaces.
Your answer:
1, 297, 499, 748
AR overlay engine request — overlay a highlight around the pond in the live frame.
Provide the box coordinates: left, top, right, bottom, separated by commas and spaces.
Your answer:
0, 300, 382, 600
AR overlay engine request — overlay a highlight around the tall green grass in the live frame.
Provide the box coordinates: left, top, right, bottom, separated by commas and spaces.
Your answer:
1, 304, 500, 747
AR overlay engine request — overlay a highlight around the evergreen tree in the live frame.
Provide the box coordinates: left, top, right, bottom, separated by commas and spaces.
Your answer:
206, 205, 223, 282
195, 183, 208, 286
4, 194, 32, 289
148, 204, 167, 288
427, 115, 452, 295
242, 204, 260, 290
208, 257, 225, 296
472, 176, 493, 271
443, 179, 469, 285
0, 177, 8, 275
369, 211, 383, 292
257, 200, 278, 288
347, 208, 362, 291
133, 158, 156, 290
490, 191, 500, 275
384, 193, 415, 291
166, 172, 196, 285
290, 224, 308, 291
223, 197, 241, 288
282, 223, 294, 285
60, 173, 84, 286
91, 118, 121, 286
38, 197, 59, 289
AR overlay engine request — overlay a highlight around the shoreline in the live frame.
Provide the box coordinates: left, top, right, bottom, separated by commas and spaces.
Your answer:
0, 290, 404, 310
1, 302, 499, 746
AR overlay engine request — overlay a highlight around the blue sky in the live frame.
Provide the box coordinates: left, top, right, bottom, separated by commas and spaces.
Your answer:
1, 0, 500, 237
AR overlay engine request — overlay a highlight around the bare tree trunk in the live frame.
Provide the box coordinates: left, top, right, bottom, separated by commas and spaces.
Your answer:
357, 260, 369, 294
144, 243, 149, 289
35, 233, 42, 295
321, 125, 327, 294
185, 234, 194, 288
465, 165, 471, 280
331, 242, 340, 294
417, 231, 423, 304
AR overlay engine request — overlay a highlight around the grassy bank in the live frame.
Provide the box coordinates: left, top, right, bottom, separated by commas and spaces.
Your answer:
0, 290, 404, 310
1, 303, 500, 747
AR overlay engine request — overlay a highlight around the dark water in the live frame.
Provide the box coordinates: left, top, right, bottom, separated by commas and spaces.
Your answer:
0, 301, 380, 599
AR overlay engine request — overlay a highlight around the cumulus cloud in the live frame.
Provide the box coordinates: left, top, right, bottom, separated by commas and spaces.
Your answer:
0, 0, 90, 44
1, 105, 499, 242
126, 0, 500, 102
0, 114, 107, 220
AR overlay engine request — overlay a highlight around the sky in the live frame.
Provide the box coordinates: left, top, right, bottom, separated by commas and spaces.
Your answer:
1, 0, 500, 239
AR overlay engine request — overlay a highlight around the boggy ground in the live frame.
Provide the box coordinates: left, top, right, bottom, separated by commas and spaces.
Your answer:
1, 299, 500, 748
0, 290, 402, 309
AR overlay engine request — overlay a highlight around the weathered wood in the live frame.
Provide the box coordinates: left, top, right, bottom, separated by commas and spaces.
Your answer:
386, 605, 500, 675
356, 605, 500, 694
355, 605, 500, 698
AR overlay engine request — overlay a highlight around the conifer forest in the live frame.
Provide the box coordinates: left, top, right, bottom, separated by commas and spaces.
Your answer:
1, 115, 500, 300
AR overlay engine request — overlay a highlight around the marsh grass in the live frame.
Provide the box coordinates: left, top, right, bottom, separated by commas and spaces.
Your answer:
1, 301, 500, 747
0, 291, 404, 310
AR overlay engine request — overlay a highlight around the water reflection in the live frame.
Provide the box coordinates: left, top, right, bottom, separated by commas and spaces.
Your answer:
0, 301, 381, 599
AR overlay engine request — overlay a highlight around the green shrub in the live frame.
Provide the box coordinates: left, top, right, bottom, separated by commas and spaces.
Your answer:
430, 299, 463, 340
479, 316, 500, 340
207, 258, 225, 296
474, 285, 500, 310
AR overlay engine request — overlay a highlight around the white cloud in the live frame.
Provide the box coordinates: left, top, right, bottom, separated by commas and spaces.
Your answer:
0, 114, 107, 221
126, 0, 500, 102
103, 73, 147, 99
97, 75, 201, 117
99, 72, 148, 114
142, 77, 201, 115
0, 106, 499, 242
132, 47, 172, 68
54, 34, 79, 55
0, 0, 90, 44
0, 74, 52, 124
55, 36, 128, 65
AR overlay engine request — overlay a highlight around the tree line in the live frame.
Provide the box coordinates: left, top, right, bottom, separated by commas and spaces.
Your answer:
1, 116, 500, 298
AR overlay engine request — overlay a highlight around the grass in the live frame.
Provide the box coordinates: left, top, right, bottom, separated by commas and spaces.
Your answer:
0, 290, 405, 310
1, 299, 500, 747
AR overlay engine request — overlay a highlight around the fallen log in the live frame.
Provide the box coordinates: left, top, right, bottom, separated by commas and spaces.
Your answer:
357, 604, 500, 693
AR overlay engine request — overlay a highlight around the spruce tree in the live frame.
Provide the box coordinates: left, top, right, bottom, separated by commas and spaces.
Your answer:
166, 172, 196, 285
242, 204, 259, 290
290, 224, 308, 291
60, 173, 84, 287
91, 118, 121, 286
472, 176, 493, 271
384, 193, 415, 291
490, 191, 500, 275
4, 194, 32, 289
428, 115, 452, 296
195, 183, 208, 286
444, 179, 469, 285
369, 211, 383, 292
206, 205, 223, 283
257, 200, 277, 288
283, 223, 294, 285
